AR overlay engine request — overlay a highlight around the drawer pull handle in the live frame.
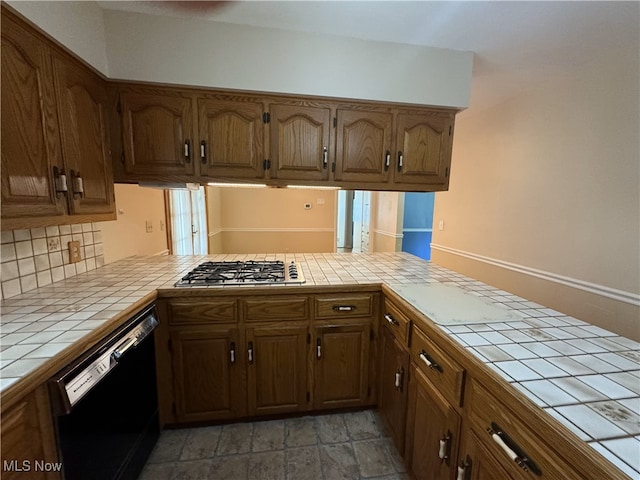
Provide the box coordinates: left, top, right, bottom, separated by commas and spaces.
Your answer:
230, 342, 235, 364
322, 146, 328, 168
184, 140, 191, 163
487, 423, 542, 476
438, 432, 452, 463
384, 314, 399, 326
248, 341, 254, 364
394, 368, 404, 389
333, 305, 356, 312
456, 458, 471, 480
419, 350, 442, 372
316, 338, 322, 359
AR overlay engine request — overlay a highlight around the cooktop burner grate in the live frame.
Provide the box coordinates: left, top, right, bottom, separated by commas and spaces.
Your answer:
175, 260, 305, 286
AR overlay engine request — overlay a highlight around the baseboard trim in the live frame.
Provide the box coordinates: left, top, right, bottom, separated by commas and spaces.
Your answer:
430, 243, 640, 306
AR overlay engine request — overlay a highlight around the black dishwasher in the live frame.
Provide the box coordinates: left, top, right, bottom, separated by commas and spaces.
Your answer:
49, 304, 160, 480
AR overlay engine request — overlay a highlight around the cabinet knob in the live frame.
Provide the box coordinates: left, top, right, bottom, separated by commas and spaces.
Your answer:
384, 313, 398, 326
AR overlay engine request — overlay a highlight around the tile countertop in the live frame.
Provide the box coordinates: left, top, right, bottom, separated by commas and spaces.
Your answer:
0, 252, 638, 477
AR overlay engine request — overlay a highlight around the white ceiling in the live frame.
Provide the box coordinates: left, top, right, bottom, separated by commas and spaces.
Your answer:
97, 1, 639, 110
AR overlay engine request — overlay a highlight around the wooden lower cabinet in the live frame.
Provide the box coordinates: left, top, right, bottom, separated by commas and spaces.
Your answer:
313, 323, 372, 409
378, 325, 409, 454
171, 326, 246, 423
405, 365, 461, 480
0, 385, 60, 480
246, 324, 310, 416
462, 431, 513, 480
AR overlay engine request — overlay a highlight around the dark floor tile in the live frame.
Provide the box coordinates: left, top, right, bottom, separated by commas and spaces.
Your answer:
248, 450, 285, 480
285, 416, 318, 447
286, 446, 323, 480
316, 413, 349, 444
319, 443, 359, 480
344, 411, 385, 441
138, 462, 175, 480
180, 425, 222, 460
253, 419, 285, 452
210, 454, 250, 480
170, 459, 213, 480
148, 429, 188, 463
353, 439, 396, 478
217, 423, 253, 456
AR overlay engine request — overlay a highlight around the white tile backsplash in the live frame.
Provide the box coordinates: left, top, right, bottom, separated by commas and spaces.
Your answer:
1, 224, 104, 300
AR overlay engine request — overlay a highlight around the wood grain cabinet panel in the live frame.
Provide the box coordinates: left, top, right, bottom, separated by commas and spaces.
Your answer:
393, 111, 454, 188
171, 327, 245, 422
198, 97, 265, 179
269, 104, 331, 181
120, 90, 195, 176
243, 296, 309, 322
315, 294, 373, 319
313, 323, 372, 409
168, 300, 237, 325
462, 431, 514, 480
334, 109, 393, 183
378, 325, 410, 455
0, 385, 60, 480
246, 325, 309, 416
382, 299, 411, 346
1, 13, 65, 221
52, 54, 114, 215
405, 366, 461, 480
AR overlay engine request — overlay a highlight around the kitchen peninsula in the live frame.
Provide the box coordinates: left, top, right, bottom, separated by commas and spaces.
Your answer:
0, 252, 638, 480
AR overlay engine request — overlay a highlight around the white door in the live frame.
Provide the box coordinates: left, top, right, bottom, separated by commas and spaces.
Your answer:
169, 187, 208, 255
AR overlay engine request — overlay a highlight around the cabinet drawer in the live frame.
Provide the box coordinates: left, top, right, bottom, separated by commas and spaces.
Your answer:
382, 299, 410, 346
169, 300, 237, 325
467, 379, 583, 480
315, 294, 373, 319
243, 296, 309, 322
410, 326, 465, 407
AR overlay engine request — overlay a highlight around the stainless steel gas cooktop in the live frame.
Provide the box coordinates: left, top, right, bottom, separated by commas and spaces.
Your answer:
175, 260, 305, 287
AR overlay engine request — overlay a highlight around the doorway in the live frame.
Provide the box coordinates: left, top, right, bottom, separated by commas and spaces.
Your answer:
401, 192, 434, 260
167, 187, 208, 255
336, 190, 371, 253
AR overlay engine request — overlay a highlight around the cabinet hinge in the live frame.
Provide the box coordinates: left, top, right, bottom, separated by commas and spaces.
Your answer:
333, 117, 337, 128
307, 333, 311, 344
262, 159, 271, 170
263, 112, 271, 123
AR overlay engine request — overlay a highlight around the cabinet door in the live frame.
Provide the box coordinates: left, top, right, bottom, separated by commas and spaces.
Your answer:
405, 366, 461, 480
53, 55, 114, 215
171, 327, 245, 422
378, 326, 410, 455
1, 386, 60, 480
198, 98, 264, 179
314, 323, 371, 409
393, 112, 453, 187
269, 104, 331, 181
1, 14, 65, 220
334, 109, 392, 183
121, 91, 195, 176
246, 325, 309, 416
464, 431, 514, 480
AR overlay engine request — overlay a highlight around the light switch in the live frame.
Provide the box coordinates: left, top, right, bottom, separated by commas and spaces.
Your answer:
68, 241, 81, 263
145, 221, 153, 233
438, 220, 444, 231
316, 198, 325, 205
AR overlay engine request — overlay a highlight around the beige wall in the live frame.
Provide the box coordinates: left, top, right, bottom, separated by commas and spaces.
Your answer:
432, 45, 640, 340
371, 192, 404, 252
99, 184, 169, 263
207, 187, 336, 254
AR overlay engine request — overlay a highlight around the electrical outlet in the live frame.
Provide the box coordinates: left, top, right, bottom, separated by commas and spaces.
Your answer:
47, 238, 60, 252
316, 198, 325, 205
145, 221, 153, 233
68, 241, 81, 263
438, 220, 444, 231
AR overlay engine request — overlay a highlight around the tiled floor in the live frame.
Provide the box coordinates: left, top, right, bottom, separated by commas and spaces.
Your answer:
140, 410, 407, 480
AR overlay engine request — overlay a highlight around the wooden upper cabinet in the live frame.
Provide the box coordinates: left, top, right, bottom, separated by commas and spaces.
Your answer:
393, 111, 454, 187
52, 55, 114, 215
198, 97, 265, 179
1, 13, 65, 220
120, 90, 195, 176
334, 109, 393, 183
269, 104, 331, 181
